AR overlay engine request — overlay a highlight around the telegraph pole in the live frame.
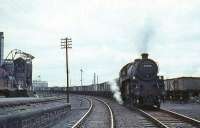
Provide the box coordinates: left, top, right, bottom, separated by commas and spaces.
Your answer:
97, 75, 99, 85
80, 69, 83, 86
94, 72, 96, 85
61, 37, 72, 103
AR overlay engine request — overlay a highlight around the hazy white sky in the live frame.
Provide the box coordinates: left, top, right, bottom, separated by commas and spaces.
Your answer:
1, 0, 200, 86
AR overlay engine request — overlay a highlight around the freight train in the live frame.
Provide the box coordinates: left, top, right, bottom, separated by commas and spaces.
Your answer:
119, 53, 165, 108
69, 82, 112, 97
164, 77, 200, 102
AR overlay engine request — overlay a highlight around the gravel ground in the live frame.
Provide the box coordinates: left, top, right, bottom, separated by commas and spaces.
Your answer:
51, 95, 90, 128
161, 102, 200, 121
98, 97, 158, 128
81, 98, 110, 128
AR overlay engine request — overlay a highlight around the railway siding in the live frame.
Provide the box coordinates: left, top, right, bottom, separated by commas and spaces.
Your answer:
97, 97, 158, 128
72, 97, 93, 128
160, 108, 200, 127
138, 108, 200, 128
79, 97, 111, 128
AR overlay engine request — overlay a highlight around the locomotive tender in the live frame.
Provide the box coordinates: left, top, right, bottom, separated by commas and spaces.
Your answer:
119, 53, 164, 108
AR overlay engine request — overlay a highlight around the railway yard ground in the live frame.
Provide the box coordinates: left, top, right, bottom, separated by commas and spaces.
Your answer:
1, 94, 200, 128
50, 94, 200, 128
52, 95, 113, 128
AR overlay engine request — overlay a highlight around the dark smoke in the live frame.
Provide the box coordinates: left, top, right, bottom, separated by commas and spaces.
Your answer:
137, 20, 155, 53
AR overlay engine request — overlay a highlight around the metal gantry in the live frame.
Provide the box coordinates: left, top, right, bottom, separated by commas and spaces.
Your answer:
61, 37, 72, 103
5, 49, 35, 61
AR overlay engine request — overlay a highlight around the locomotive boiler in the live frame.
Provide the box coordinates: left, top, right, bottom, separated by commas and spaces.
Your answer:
119, 53, 164, 108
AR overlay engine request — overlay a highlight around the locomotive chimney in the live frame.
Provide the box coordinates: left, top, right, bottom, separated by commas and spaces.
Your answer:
141, 53, 148, 59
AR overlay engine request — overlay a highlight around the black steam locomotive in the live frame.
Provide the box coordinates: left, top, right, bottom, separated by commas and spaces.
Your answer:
119, 53, 164, 108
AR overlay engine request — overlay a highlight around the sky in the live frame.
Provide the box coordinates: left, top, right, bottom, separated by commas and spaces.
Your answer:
0, 0, 200, 87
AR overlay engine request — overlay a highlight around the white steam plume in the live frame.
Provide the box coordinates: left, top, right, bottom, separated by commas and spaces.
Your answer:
109, 79, 123, 104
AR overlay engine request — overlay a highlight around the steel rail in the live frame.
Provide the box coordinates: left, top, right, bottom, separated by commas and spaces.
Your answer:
137, 108, 168, 128
71, 97, 93, 128
94, 97, 115, 128
137, 107, 200, 128
160, 108, 200, 127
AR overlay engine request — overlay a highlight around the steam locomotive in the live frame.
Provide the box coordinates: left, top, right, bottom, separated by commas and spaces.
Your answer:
119, 53, 164, 108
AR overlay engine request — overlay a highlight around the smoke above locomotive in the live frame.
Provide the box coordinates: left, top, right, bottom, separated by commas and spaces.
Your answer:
119, 53, 164, 108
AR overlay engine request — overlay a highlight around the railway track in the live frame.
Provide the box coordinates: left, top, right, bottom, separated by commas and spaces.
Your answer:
137, 108, 200, 128
100, 98, 158, 128
72, 97, 114, 128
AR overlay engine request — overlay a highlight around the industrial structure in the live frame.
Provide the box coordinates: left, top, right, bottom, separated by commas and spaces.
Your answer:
0, 32, 34, 97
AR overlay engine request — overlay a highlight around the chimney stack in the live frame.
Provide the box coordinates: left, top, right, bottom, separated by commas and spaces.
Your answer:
141, 53, 148, 59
